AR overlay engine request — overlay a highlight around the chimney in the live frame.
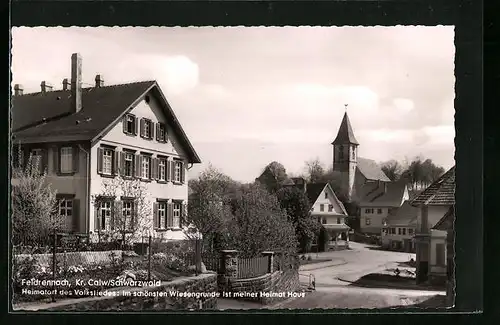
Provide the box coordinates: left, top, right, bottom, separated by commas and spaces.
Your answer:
71, 53, 82, 113
40, 81, 53, 93
62, 78, 70, 90
14, 84, 24, 96
95, 74, 104, 87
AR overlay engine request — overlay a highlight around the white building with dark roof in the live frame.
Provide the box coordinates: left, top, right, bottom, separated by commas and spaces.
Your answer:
12, 53, 201, 243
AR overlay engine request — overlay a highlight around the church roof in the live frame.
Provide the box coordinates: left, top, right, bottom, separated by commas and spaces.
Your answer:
357, 157, 391, 182
331, 112, 359, 145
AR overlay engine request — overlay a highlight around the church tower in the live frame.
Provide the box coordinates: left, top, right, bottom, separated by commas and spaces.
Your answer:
332, 110, 359, 202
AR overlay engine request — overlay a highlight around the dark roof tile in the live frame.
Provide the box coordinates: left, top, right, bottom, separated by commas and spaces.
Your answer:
357, 179, 407, 207
410, 166, 455, 206
12, 81, 201, 163
386, 200, 419, 226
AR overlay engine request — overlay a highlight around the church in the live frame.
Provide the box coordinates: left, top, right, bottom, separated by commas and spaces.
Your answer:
330, 111, 409, 235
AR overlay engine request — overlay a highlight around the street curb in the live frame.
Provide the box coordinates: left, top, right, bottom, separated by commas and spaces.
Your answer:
299, 259, 348, 272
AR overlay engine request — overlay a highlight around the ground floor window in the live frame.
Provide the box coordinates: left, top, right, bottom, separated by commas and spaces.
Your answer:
99, 200, 113, 231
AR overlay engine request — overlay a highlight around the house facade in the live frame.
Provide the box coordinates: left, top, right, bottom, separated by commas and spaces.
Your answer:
12, 53, 201, 243
410, 166, 455, 284
331, 112, 408, 235
285, 179, 350, 251
381, 200, 418, 252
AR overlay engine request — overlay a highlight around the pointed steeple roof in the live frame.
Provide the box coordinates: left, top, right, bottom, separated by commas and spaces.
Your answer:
332, 112, 359, 145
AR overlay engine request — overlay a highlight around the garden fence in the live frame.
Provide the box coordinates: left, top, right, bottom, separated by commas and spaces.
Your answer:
237, 256, 268, 279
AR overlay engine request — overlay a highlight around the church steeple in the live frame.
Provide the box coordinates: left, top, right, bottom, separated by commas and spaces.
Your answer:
331, 111, 359, 146
332, 108, 359, 202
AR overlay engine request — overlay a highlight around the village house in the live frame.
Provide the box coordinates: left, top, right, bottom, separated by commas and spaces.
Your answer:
284, 177, 350, 251
410, 166, 455, 285
11, 53, 201, 243
381, 200, 419, 252
331, 112, 409, 235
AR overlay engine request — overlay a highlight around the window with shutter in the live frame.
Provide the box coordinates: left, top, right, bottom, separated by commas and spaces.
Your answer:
123, 114, 136, 135
140, 118, 145, 138
158, 159, 166, 181
134, 154, 141, 178
60, 147, 73, 173
172, 201, 181, 228
101, 149, 114, 175
167, 202, 174, 228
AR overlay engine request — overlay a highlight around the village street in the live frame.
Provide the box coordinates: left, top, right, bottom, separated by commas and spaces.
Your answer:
218, 242, 445, 310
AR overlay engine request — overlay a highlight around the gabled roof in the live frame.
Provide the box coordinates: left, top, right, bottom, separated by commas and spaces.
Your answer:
410, 166, 455, 206
386, 200, 419, 226
12, 81, 201, 163
433, 205, 455, 231
357, 179, 407, 207
332, 112, 359, 145
306, 182, 348, 215
357, 157, 391, 182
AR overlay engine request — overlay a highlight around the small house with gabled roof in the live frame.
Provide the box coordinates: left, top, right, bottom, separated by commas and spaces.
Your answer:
410, 166, 455, 284
12, 53, 201, 243
284, 178, 350, 251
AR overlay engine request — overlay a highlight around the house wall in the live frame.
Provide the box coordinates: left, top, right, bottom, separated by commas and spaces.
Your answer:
89, 90, 191, 241
429, 229, 447, 275
417, 205, 450, 232
310, 185, 348, 226
18, 142, 90, 233
359, 207, 389, 234
381, 226, 416, 246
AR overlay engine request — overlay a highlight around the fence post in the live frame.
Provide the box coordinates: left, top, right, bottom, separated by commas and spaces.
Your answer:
52, 229, 57, 302
147, 235, 152, 281
220, 250, 238, 291
262, 251, 274, 273
195, 239, 202, 275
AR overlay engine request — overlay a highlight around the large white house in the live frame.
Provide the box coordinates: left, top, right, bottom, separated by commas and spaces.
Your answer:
12, 53, 201, 243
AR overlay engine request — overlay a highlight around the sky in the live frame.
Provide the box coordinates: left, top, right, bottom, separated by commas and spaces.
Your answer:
11, 26, 455, 183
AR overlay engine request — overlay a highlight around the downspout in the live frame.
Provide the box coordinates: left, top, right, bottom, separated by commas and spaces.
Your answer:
187, 163, 194, 170
78, 144, 91, 241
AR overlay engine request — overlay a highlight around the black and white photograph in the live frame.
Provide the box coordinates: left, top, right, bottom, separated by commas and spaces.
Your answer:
11, 26, 456, 311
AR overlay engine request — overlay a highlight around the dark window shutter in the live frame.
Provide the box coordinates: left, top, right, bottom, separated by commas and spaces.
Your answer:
181, 162, 186, 183
41, 148, 48, 174
97, 147, 104, 174
113, 151, 119, 175
122, 116, 127, 133
110, 201, 115, 231
120, 151, 125, 174
180, 202, 185, 227
167, 203, 173, 228
135, 155, 141, 178
156, 123, 160, 141
171, 160, 176, 182
133, 201, 138, 229
134, 117, 139, 135
73, 145, 80, 173
149, 121, 154, 140
140, 119, 145, 138
94, 203, 100, 231
53, 146, 59, 173
72, 199, 80, 233
153, 202, 159, 229
166, 160, 171, 181
150, 158, 156, 180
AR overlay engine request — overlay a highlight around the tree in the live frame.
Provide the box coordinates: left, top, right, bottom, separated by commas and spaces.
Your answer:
276, 186, 320, 253
91, 174, 152, 246
305, 158, 325, 183
187, 165, 238, 254
12, 150, 66, 247
401, 156, 446, 190
228, 183, 298, 258
255, 161, 289, 193
381, 160, 404, 181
